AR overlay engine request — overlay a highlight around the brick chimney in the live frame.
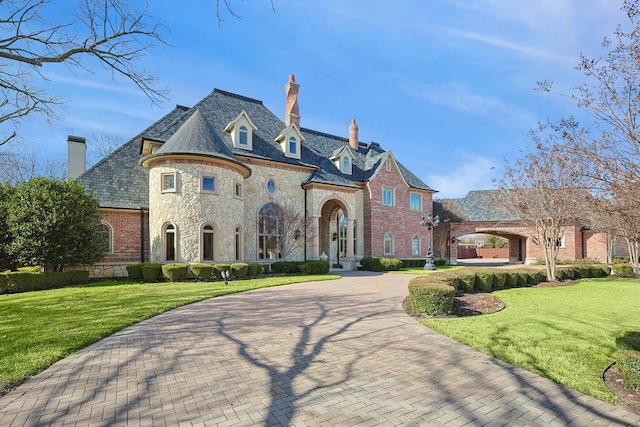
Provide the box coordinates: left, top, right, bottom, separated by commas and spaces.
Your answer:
284, 74, 300, 128
67, 135, 86, 179
349, 119, 359, 150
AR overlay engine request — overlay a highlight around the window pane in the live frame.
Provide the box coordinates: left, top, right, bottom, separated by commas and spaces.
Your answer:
289, 137, 296, 154
383, 189, 393, 206
410, 194, 421, 210
235, 183, 242, 198
384, 234, 393, 255
412, 235, 420, 255
163, 174, 175, 190
235, 227, 241, 261
239, 126, 248, 145
266, 179, 276, 194
202, 176, 215, 192
166, 228, 175, 261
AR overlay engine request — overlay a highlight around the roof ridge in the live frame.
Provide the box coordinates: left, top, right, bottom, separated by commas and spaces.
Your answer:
212, 89, 263, 105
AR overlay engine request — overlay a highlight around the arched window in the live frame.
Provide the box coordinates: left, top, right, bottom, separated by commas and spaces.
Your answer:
288, 136, 297, 155
239, 125, 248, 146
384, 232, 394, 256
202, 225, 215, 261
258, 203, 283, 260
235, 226, 243, 261
412, 234, 421, 256
342, 156, 350, 174
164, 224, 176, 261
101, 223, 112, 253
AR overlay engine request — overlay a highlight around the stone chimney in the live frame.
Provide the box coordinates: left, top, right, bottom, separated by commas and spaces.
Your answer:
67, 135, 86, 179
349, 119, 359, 150
284, 74, 300, 128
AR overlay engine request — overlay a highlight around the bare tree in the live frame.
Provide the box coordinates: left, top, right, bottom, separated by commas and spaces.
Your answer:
0, 143, 64, 183
0, 0, 168, 145
87, 131, 124, 167
278, 201, 315, 262
214, 0, 275, 26
496, 124, 587, 281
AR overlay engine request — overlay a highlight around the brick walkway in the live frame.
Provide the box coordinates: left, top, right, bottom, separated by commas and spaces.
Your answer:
1, 272, 638, 426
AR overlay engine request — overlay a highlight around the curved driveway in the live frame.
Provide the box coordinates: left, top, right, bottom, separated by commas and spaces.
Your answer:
1, 272, 638, 426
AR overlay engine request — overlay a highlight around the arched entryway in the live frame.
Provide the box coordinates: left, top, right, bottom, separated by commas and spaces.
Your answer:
314, 198, 356, 269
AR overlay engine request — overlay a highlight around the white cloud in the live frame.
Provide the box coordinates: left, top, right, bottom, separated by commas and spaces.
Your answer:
427, 153, 499, 199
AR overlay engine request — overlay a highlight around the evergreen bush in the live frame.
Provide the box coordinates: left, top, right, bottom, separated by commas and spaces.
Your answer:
126, 263, 144, 280
230, 263, 249, 278
616, 331, 640, 389
189, 263, 214, 281
408, 278, 455, 315
299, 260, 330, 274
161, 263, 188, 281
141, 263, 163, 282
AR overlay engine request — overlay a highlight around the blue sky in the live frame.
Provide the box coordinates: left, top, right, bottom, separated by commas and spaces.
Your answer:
10, 0, 629, 198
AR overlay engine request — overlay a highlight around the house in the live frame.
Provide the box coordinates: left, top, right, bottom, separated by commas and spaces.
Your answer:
432, 190, 623, 265
73, 75, 436, 277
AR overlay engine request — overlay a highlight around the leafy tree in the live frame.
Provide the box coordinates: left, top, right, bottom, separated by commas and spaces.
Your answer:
6, 177, 106, 270
0, 181, 14, 270
0, 0, 168, 145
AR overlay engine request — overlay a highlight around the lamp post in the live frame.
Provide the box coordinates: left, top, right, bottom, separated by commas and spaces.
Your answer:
420, 213, 440, 270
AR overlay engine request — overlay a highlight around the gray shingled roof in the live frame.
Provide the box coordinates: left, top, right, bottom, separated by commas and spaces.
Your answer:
78, 88, 434, 209
435, 190, 519, 222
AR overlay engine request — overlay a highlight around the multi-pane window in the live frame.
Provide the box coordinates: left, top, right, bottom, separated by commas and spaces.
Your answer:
164, 224, 176, 261
101, 224, 112, 253
412, 235, 421, 256
410, 193, 422, 211
289, 137, 297, 155
202, 225, 214, 261
258, 203, 283, 260
384, 232, 393, 255
239, 125, 248, 146
382, 188, 394, 206
162, 173, 176, 192
342, 156, 350, 174
201, 175, 216, 193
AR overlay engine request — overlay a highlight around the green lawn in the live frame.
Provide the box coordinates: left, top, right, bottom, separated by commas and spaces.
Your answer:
0, 275, 338, 394
423, 278, 640, 402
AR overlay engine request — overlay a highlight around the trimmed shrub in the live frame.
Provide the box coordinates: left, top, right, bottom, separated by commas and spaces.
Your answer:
590, 265, 611, 278
299, 260, 330, 275
271, 261, 301, 274
408, 278, 455, 315
505, 272, 519, 288
189, 263, 214, 281
247, 263, 262, 277
0, 270, 89, 294
126, 263, 144, 280
616, 331, 640, 389
213, 264, 231, 279
231, 263, 249, 278
475, 272, 493, 292
380, 257, 402, 271
491, 271, 508, 290
162, 263, 188, 282
361, 257, 383, 272
141, 263, 163, 282
614, 256, 630, 264
613, 264, 634, 276
516, 272, 528, 287
434, 259, 447, 266
457, 272, 476, 292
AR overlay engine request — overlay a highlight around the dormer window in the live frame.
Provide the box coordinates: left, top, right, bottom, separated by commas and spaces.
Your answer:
239, 126, 248, 146
341, 156, 350, 173
331, 145, 354, 175
225, 111, 257, 150
275, 124, 304, 159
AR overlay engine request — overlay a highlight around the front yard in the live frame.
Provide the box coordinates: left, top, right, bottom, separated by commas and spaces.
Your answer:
423, 278, 640, 403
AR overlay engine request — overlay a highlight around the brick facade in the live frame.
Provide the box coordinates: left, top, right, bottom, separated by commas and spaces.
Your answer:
101, 209, 149, 264
364, 157, 433, 258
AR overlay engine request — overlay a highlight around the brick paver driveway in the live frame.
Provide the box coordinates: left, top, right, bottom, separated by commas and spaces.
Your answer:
1, 272, 638, 426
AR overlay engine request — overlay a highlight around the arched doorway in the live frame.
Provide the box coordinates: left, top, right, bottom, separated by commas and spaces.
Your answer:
317, 198, 355, 269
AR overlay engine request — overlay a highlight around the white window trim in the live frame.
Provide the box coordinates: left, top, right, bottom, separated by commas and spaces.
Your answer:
163, 223, 177, 262
412, 234, 421, 256
235, 181, 243, 200
234, 225, 243, 261
161, 172, 177, 193
382, 188, 395, 207
266, 178, 277, 194
102, 223, 113, 254
201, 223, 216, 262
384, 232, 394, 256
200, 173, 217, 194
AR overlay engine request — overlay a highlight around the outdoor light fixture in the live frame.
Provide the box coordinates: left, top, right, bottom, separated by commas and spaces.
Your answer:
332, 232, 338, 241
419, 213, 440, 270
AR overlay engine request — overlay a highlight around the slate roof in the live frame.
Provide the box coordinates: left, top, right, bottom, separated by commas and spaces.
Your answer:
434, 190, 519, 222
77, 88, 434, 209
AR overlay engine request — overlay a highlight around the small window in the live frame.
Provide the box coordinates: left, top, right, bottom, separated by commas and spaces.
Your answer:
382, 188, 394, 207
235, 226, 242, 261
239, 125, 248, 145
289, 137, 297, 154
201, 175, 216, 193
202, 225, 215, 261
235, 182, 243, 199
101, 223, 112, 253
386, 159, 392, 172
162, 173, 176, 192
546, 236, 566, 249
412, 235, 421, 256
342, 156, 350, 173
165, 224, 176, 262
410, 193, 422, 211
384, 233, 394, 256
266, 179, 276, 194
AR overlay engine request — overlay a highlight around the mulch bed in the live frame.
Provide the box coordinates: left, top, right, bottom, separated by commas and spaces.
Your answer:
404, 291, 640, 416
